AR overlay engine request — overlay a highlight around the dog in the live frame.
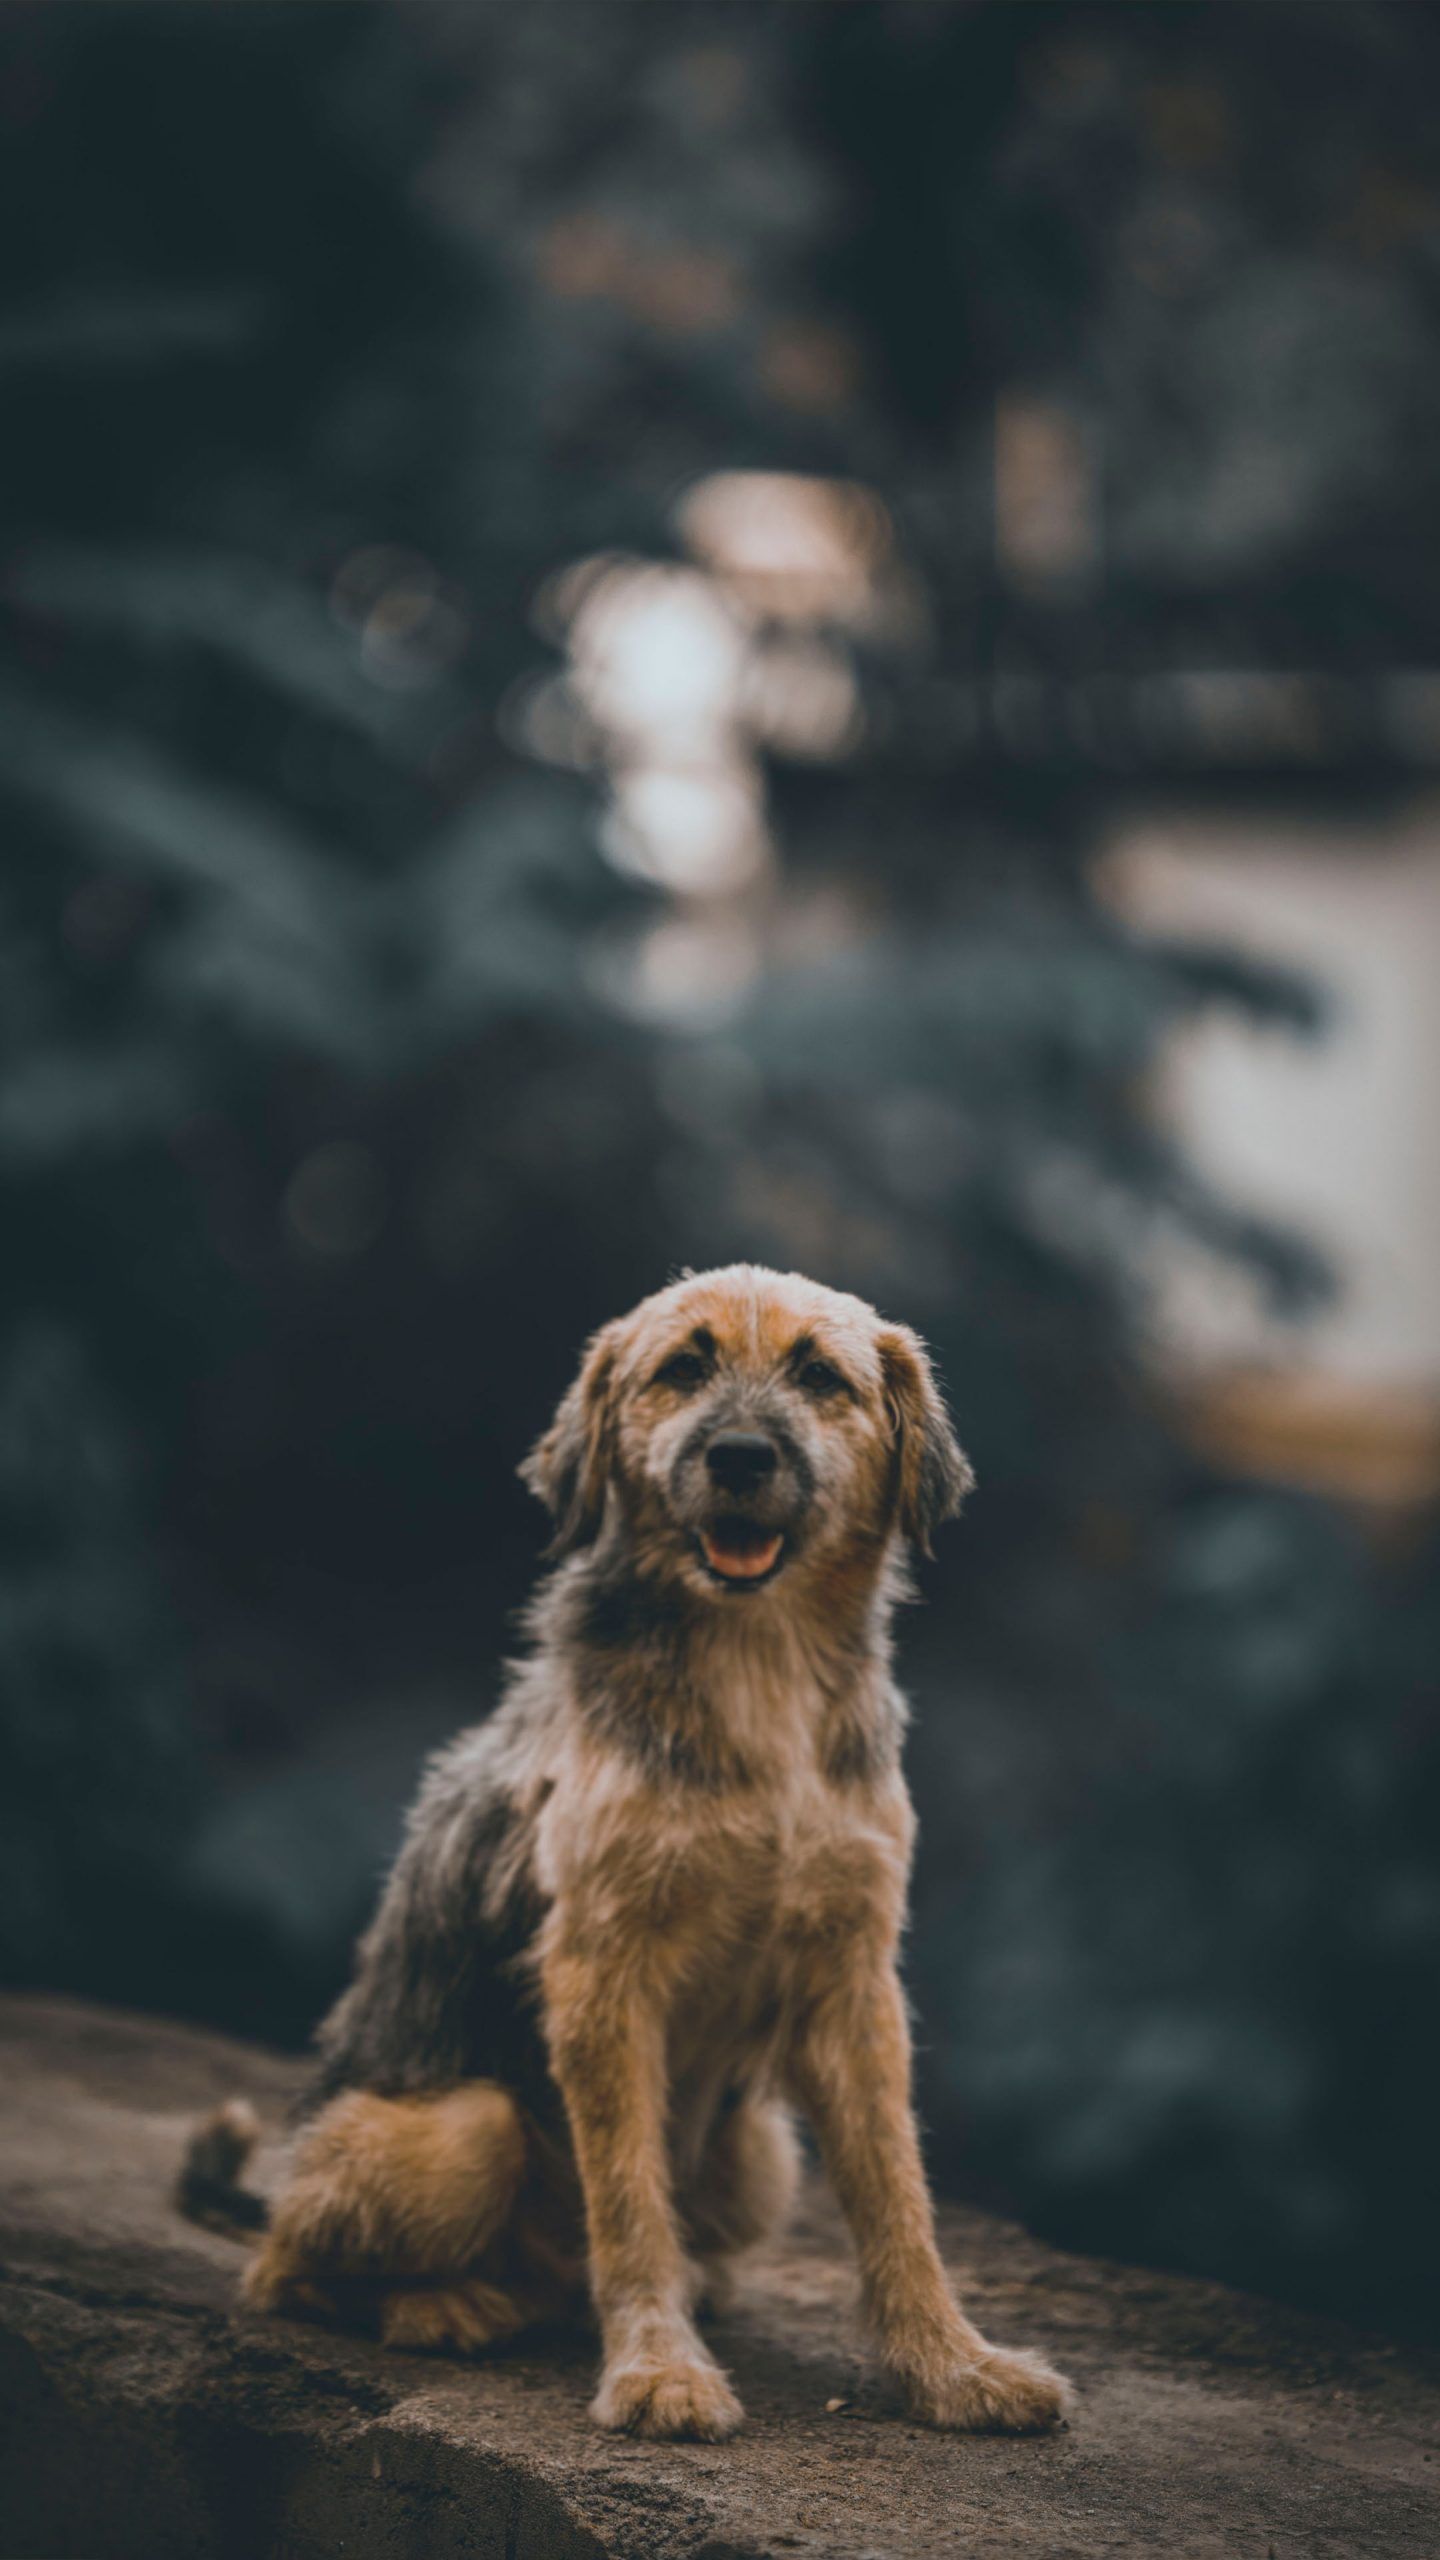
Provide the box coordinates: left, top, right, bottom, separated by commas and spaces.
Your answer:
181, 1264, 1071, 2441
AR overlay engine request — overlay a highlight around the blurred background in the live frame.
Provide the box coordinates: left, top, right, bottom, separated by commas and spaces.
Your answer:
4, 0, 1438, 2340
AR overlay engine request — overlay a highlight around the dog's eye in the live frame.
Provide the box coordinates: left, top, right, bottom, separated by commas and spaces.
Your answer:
655, 1351, 707, 1391
797, 1357, 846, 1397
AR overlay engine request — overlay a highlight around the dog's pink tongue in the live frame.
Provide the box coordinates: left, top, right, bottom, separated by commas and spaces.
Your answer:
702, 1527, 783, 1581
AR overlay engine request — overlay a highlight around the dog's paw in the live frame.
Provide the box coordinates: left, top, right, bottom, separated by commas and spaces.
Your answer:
908, 2344, 1072, 2435
592, 2352, 744, 2441
240, 2245, 339, 2328
380, 2279, 522, 2356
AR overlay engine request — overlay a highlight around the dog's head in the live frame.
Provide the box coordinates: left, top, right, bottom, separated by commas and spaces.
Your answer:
521, 1265, 972, 1601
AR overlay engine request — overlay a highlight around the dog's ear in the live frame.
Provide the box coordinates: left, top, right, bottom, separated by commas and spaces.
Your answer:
519, 1321, 622, 1556
878, 1324, 973, 1558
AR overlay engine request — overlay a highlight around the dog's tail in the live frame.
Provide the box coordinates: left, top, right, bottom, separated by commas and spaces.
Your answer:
175, 2097, 270, 2241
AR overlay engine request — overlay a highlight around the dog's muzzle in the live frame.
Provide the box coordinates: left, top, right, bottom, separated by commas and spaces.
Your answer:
693, 1429, 794, 1588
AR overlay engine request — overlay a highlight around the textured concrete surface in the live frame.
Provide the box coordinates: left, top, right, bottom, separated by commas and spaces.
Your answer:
0, 1993, 1436, 2558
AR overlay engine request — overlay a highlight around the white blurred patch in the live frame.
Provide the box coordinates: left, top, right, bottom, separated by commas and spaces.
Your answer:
516, 470, 912, 1021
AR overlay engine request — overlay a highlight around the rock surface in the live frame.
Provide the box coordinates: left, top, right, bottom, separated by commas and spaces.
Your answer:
0, 1994, 1436, 2558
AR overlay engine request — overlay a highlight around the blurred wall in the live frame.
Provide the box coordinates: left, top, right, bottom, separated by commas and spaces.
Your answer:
1117, 809, 1440, 1392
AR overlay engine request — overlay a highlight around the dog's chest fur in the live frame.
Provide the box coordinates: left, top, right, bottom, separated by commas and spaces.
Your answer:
533, 1606, 916, 2081
309, 1551, 916, 2119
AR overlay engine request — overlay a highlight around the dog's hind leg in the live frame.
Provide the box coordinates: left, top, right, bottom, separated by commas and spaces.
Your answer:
243, 2080, 528, 2337
378, 2270, 535, 2354
682, 2094, 801, 2312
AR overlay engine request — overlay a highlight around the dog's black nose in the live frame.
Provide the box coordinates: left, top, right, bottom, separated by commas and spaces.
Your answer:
705, 1431, 778, 1492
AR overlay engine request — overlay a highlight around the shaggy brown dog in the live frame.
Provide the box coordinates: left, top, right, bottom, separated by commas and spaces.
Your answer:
182, 1265, 1071, 2441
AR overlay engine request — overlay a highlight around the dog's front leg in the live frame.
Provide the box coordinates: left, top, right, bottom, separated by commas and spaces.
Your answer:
789, 1959, 1072, 2434
542, 1945, 743, 2441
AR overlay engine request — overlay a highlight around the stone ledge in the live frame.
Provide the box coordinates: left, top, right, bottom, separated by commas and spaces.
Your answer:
0, 1994, 1436, 2558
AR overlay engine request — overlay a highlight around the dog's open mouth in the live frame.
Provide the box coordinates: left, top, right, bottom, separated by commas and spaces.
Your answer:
698, 1519, 786, 1586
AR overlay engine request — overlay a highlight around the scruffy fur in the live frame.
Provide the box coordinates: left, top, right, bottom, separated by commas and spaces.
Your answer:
186, 1265, 1072, 2441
